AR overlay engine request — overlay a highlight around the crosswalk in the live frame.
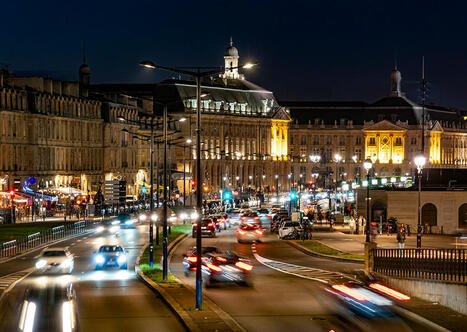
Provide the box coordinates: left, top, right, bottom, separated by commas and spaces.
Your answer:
251, 243, 356, 284
0, 270, 32, 298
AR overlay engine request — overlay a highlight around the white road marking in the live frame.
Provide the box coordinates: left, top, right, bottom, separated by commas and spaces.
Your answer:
0, 269, 34, 300
251, 243, 356, 284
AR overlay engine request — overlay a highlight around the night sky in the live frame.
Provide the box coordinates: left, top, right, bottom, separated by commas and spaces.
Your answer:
2, 1, 467, 109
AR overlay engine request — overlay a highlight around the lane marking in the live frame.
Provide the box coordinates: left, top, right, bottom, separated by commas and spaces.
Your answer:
0, 268, 34, 302
251, 243, 355, 284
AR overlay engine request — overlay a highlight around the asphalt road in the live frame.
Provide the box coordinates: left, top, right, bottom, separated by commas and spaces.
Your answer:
0, 223, 185, 332
170, 228, 442, 332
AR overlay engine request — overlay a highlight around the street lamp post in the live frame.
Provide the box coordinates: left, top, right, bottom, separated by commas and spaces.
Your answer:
333, 154, 342, 213
183, 139, 192, 207
414, 154, 426, 248
275, 174, 279, 198
140, 60, 256, 310
363, 159, 373, 243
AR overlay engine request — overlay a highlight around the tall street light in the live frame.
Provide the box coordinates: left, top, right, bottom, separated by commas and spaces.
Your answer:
183, 139, 193, 207
363, 159, 373, 243
333, 153, 342, 212
140, 59, 257, 309
414, 153, 426, 248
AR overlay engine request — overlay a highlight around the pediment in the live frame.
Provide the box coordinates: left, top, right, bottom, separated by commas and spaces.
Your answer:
363, 120, 406, 131
430, 121, 444, 132
272, 107, 292, 121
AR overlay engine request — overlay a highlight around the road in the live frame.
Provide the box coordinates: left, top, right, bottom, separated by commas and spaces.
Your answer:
0, 223, 185, 332
170, 228, 443, 332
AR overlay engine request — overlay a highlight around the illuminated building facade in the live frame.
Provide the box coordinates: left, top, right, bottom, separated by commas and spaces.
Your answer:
284, 67, 467, 187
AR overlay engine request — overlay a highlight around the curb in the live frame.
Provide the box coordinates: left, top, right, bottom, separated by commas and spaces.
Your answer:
135, 230, 246, 332
286, 240, 364, 264
135, 240, 199, 332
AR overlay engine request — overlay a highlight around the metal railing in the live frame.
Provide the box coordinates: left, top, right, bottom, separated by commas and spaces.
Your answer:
0, 220, 95, 259
373, 248, 467, 283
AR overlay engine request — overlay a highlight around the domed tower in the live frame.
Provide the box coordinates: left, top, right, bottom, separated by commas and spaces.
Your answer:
220, 37, 243, 80
389, 64, 402, 97
79, 55, 91, 98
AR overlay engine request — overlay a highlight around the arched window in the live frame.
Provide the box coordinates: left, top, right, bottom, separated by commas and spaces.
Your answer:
459, 203, 467, 228
422, 203, 437, 226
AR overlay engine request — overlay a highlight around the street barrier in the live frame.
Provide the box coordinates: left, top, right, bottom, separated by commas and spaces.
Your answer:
0, 220, 95, 260
372, 248, 466, 283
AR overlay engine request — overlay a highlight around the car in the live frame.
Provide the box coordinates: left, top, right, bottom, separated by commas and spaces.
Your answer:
209, 216, 222, 232
198, 248, 254, 287
114, 212, 136, 229
35, 247, 74, 274
182, 246, 220, 275
240, 212, 261, 225
211, 214, 230, 230
192, 218, 216, 238
19, 281, 78, 332
94, 245, 128, 269
237, 223, 264, 243
278, 221, 302, 239
227, 209, 241, 226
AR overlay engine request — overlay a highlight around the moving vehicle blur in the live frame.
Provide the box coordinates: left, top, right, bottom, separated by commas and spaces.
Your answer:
226, 208, 241, 226
237, 223, 264, 243
94, 245, 128, 269
18, 280, 78, 332
192, 218, 216, 238
240, 211, 260, 225
35, 248, 74, 274
114, 212, 136, 229
200, 248, 254, 287
182, 246, 220, 275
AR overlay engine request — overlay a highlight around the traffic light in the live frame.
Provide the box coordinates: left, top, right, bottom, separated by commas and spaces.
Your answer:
223, 190, 232, 200
290, 190, 297, 200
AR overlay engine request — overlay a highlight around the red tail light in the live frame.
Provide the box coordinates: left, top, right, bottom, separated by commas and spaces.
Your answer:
255, 229, 263, 235
187, 256, 197, 263
206, 263, 222, 272
369, 283, 410, 301
216, 256, 227, 262
192, 223, 198, 227
208, 222, 215, 227
331, 285, 368, 302
254, 216, 260, 220
235, 261, 253, 271
237, 229, 246, 235
241, 216, 246, 220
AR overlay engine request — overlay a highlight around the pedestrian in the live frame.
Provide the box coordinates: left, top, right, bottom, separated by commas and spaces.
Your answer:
406, 224, 410, 236
397, 223, 406, 255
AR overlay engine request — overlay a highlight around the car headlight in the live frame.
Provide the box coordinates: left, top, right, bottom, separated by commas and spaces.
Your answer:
60, 259, 73, 268
139, 214, 147, 221
151, 214, 158, 222
19, 300, 36, 332
95, 254, 105, 264
35, 259, 47, 269
125, 219, 135, 225
96, 226, 104, 233
180, 213, 187, 220
111, 220, 120, 225
117, 255, 127, 265
191, 212, 199, 220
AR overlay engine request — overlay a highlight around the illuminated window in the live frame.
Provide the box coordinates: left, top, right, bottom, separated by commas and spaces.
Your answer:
369, 137, 376, 145
395, 137, 402, 146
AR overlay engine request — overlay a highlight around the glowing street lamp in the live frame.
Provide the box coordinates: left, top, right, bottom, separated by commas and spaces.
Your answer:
363, 159, 373, 243
414, 153, 426, 248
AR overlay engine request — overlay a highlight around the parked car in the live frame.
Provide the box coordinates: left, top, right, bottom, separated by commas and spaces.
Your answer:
278, 221, 302, 239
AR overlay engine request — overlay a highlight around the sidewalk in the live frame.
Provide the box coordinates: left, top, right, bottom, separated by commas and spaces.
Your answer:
312, 231, 463, 255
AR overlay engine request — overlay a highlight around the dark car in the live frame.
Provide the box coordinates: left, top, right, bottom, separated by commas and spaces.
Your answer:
19, 282, 78, 332
192, 218, 216, 238
113, 212, 136, 229
94, 245, 128, 269
198, 248, 254, 287
240, 212, 260, 225
182, 246, 220, 275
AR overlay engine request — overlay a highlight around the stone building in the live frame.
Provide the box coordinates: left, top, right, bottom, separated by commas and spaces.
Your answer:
283, 66, 467, 188
0, 59, 140, 199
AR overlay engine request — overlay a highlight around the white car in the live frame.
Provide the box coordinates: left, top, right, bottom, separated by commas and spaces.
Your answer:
278, 221, 302, 239
35, 247, 74, 274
